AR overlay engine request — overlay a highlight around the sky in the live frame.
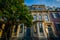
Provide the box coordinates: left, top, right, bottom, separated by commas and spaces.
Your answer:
24, 0, 60, 7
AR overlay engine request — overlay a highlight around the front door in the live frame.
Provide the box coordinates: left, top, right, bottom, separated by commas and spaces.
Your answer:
47, 25, 55, 40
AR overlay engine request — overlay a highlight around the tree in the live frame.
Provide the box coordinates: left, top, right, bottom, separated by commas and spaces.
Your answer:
19, 5, 33, 27
0, 0, 33, 40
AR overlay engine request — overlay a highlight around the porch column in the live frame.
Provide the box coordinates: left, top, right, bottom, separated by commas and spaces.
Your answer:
37, 22, 40, 37
17, 24, 20, 37
23, 24, 24, 35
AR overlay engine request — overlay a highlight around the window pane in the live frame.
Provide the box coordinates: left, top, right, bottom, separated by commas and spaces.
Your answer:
44, 15, 49, 21
37, 8, 43, 10
55, 24, 60, 31
33, 15, 37, 21
32, 7, 35, 10
39, 23, 43, 33
52, 13, 57, 18
55, 13, 60, 18
14, 25, 18, 33
20, 24, 23, 33
38, 15, 42, 20
50, 13, 54, 18
48, 25, 54, 38
48, 25, 52, 31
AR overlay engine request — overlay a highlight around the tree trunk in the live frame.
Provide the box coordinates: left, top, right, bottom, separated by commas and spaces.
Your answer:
0, 21, 5, 40
1, 20, 12, 40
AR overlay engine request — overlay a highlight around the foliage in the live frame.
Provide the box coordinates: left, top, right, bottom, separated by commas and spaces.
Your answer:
0, 0, 33, 27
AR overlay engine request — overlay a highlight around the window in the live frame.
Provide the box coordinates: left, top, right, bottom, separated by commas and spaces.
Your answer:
57, 9, 60, 11
38, 15, 42, 20
52, 13, 57, 18
48, 25, 52, 31
14, 25, 18, 33
44, 15, 49, 21
36, 8, 43, 10
20, 24, 23, 33
48, 8, 53, 11
55, 13, 60, 18
48, 25, 54, 38
59, 13, 60, 15
55, 8, 60, 11
51, 13, 60, 18
39, 22, 43, 33
55, 23, 60, 31
33, 15, 37, 21
32, 7, 35, 10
